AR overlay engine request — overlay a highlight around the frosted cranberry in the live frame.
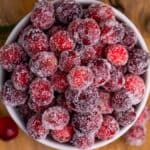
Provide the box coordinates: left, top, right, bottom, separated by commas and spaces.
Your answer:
18, 26, 48, 57
124, 125, 146, 146
52, 71, 68, 92
2, 80, 28, 106
51, 124, 74, 143
0, 116, 19, 141
67, 66, 94, 90
42, 106, 70, 130
31, 0, 55, 30
12, 64, 32, 91
96, 115, 119, 140
100, 20, 125, 45
116, 65, 128, 74
49, 30, 75, 54
112, 89, 132, 112
99, 89, 113, 114
72, 111, 103, 134
93, 40, 105, 57
71, 132, 95, 149
29, 78, 54, 106
90, 59, 111, 87
127, 48, 149, 75
65, 87, 99, 113
107, 44, 128, 66
122, 25, 137, 50
56, 0, 83, 24
27, 114, 49, 139
30, 51, 58, 77
86, 3, 115, 22
104, 66, 125, 92
0, 43, 25, 72
124, 74, 145, 105
114, 107, 136, 127
48, 25, 65, 36
59, 51, 81, 72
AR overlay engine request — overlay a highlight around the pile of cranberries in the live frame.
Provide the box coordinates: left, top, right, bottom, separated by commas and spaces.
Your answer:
0, 0, 149, 149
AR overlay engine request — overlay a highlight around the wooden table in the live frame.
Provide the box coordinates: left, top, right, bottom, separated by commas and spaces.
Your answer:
0, 0, 150, 150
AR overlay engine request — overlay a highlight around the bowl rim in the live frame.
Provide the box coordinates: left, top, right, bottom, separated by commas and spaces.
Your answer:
1, 0, 150, 150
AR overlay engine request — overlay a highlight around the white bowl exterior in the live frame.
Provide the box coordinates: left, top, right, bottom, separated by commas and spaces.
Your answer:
1, 0, 150, 150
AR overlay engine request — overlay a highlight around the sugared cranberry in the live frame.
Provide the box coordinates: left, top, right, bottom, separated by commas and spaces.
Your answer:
51, 124, 74, 143
86, 3, 115, 22
124, 74, 145, 105
48, 25, 65, 36
93, 40, 105, 57
96, 115, 119, 140
90, 59, 111, 87
18, 26, 48, 57
52, 71, 68, 92
0, 43, 25, 72
127, 48, 149, 75
67, 66, 94, 90
107, 44, 128, 66
124, 125, 146, 146
42, 106, 70, 130
30, 51, 58, 77
27, 114, 49, 139
29, 78, 54, 106
2, 80, 28, 106
59, 51, 81, 72
71, 132, 95, 150
72, 111, 103, 134
0, 116, 19, 141
12, 64, 32, 91
31, 0, 55, 30
114, 107, 136, 127
104, 66, 125, 92
112, 89, 132, 112
56, 0, 83, 24
99, 89, 113, 114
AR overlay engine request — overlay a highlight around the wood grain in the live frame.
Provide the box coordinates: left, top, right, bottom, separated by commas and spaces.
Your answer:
0, 0, 150, 150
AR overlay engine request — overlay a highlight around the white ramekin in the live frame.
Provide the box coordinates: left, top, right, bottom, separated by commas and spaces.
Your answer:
0, 0, 150, 150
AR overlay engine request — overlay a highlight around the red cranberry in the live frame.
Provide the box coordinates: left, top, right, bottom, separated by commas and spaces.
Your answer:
51, 124, 74, 143
18, 26, 48, 57
2, 80, 28, 106
30, 51, 58, 77
0, 43, 25, 72
0, 116, 19, 141
96, 115, 119, 140
27, 114, 49, 139
42, 106, 70, 130
124, 74, 145, 105
31, 0, 55, 30
48, 25, 66, 36
114, 107, 136, 127
12, 64, 32, 91
59, 51, 81, 72
29, 78, 54, 106
93, 40, 105, 57
67, 66, 94, 90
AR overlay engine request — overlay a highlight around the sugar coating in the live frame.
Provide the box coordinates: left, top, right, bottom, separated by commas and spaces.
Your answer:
42, 106, 70, 130
29, 78, 54, 106
48, 25, 66, 36
96, 115, 119, 140
90, 58, 111, 87
18, 26, 48, 57
51, 124, 74, 143
59, 51, 81, 72
27, 114, 49, 139
12, 64, 32, 92
93, 40, 105, 57
30, 51, 58, 77
31, 0, 55, 30
124, 74, 145, 105
0, 43, 25, 72
124, 125, 146, 146
2, 80, 28, 106
114, 107, 136, 127
72, 111, 103, 134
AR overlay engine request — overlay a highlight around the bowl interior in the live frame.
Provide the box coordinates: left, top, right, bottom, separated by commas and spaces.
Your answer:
1, 0, 150, 150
